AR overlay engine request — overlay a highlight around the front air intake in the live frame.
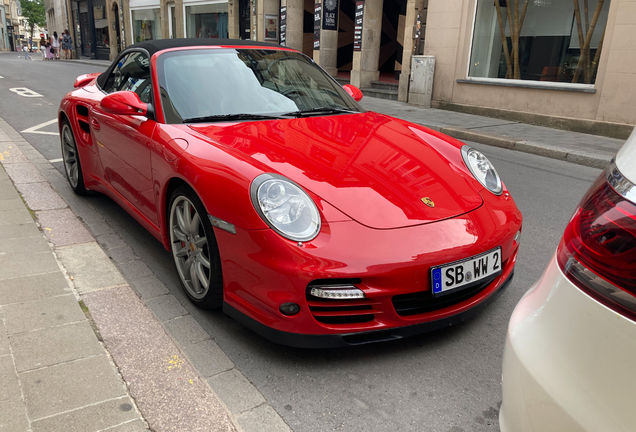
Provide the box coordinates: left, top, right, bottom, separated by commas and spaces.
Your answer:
306, 279, 379, 325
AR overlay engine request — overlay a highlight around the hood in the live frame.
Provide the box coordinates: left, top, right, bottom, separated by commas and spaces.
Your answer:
188, 112, 483, 229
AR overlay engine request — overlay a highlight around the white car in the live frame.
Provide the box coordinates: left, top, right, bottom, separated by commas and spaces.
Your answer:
499, 128, 636, 432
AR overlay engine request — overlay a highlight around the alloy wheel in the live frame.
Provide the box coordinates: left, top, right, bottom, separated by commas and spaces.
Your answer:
169, 196, 212, 300
61, 123, 79, 188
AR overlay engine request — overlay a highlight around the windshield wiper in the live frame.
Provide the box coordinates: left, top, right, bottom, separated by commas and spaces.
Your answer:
282, 107, 359, 117
184, 113, 288, 123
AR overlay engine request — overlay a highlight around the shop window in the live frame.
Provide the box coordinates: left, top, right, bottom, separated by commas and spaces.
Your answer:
185, 2, 228, 38
469, 0, 611, 84
93, 0, 109, 48
132, 8, 162, 42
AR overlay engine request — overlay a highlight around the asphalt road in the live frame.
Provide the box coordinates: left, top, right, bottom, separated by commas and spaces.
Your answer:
0, 51, 602, 432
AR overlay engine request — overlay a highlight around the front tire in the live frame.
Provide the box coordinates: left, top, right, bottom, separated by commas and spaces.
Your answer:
60, 120, 87, 195
168, 186, 223, 309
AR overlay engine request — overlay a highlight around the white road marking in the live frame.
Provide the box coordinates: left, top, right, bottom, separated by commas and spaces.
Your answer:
9, 87, 43, 98
22, 119, 59, 136
49, 158, 63, 163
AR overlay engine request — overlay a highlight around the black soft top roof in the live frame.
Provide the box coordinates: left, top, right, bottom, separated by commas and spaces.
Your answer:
129, 38, 285, 56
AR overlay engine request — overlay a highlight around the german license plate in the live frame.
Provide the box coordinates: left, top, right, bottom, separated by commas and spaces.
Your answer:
430, 247, 502, 297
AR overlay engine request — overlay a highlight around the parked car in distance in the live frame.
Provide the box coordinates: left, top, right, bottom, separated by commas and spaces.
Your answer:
59, 39, 522, 347
500, 127, 636, 431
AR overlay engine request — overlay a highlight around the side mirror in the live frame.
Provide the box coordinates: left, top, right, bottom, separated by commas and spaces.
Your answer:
343, 84, 363, 102
74, 73, 101, 88
100, 91, 148, 116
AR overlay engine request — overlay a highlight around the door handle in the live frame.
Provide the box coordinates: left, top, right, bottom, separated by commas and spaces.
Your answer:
91, 118, 100, 131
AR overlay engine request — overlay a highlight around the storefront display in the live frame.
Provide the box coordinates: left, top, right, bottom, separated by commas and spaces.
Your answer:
132, 8, 162, 42
468, 0, 611, 84
185, 2, 228, 39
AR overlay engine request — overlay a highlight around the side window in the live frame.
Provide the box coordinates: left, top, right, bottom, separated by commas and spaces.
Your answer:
102, 52, 153, 104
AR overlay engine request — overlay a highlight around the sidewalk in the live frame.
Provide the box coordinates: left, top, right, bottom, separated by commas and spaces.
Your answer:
359, 98, 628, 169
0, 121, 241, 431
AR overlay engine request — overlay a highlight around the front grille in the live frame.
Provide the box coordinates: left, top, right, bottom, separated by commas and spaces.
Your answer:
392, 274, 497, 317
306, 280, 379, 325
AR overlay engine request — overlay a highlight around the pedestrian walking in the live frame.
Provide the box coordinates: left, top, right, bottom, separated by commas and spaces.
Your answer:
21, 46, 33, 60
51, 32, 60, 60
62, 30, 73, 60
46, 40, 54, 60
39, 35, 47, 60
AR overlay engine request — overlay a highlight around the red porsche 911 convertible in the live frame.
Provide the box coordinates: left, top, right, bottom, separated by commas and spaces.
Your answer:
58, 39, 522, 347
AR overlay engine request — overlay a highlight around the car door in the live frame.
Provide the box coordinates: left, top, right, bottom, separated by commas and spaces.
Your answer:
91, 51, 159, 225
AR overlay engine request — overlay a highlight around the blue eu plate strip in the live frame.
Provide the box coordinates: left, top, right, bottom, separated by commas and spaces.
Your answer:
432, 268, 442, 294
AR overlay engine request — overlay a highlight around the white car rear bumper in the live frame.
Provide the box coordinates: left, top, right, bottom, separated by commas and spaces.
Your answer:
500, 254, 636, 432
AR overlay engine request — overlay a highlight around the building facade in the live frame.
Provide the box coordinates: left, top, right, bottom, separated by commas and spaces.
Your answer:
49, 0, 636, 135
423, 0, 636, 137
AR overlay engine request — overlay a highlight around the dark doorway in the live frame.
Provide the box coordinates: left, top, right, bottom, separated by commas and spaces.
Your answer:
239, 0, 250, 40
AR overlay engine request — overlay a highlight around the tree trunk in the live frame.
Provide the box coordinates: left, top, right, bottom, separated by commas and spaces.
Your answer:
572, 0, 586, 83
591, 21, 607, 79
494, 0, 513, 79
572, 0, 605, 83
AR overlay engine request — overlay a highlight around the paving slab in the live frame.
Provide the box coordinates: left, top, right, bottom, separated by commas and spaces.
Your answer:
2, 294, 86, 335
106, 420, 150, 432
0, 198, 27, 212
96, 233, 129, 250
0, 250, 60, 279
55, 242, 126, 294
10, 321, 104, 372
0, 144, 29, 164
0, 221, 41, 239
183, 339, 234, 378
163, 315, 210, 346
208, 369, 266, 414
36, 208, 94, 246
82, 286, 237, 432
16, 182, 68, 211
145, 295, 188, 322
31, 396, 140, 432
0, 319, 9, 356
129, 274, 169, 300
0, 208, 34, 225
107, 245, 139, 264
237, 405, 292, 432
20, 354, 127, 420
118, 259, 153, 279
3, 162, 46, 184
0, 271, 70, 305
0, 185, 21, 200
0, 398, 30, 431
0, 235, 52, 256
0, 354, 22, 402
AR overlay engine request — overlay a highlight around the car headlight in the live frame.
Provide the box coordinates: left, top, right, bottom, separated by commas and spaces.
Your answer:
461, 146, 503, 195
250, 174, 321, 242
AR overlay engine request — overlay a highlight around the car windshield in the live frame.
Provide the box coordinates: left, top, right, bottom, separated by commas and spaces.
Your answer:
156, 48, 363, 124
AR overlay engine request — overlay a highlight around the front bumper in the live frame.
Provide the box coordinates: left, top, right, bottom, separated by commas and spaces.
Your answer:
500, 255, 636, 432
214, 188, 521, 345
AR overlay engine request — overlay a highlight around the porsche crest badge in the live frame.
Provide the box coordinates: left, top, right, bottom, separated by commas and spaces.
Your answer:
421, 197, 435, 208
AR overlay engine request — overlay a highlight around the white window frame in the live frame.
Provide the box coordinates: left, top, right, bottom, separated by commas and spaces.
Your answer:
464, 0, 596, 91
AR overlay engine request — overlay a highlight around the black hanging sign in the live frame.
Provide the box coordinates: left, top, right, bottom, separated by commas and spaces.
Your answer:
280, 6, 287, 46
314, 3, 321, 49
322, 0, 338, 31
353, 0, 364, 51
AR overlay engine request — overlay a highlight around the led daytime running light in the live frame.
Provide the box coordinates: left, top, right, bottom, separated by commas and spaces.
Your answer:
310, 286, 366, 299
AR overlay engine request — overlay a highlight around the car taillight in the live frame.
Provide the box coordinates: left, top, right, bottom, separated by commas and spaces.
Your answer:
557, 161, 636, 321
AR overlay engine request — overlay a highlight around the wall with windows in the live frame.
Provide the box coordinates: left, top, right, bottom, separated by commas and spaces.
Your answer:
424, 0, 636, 129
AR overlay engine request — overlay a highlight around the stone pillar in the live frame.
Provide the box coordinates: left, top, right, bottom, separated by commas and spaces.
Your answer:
398, 0, 421, 102
107, 0, 118, 60
174, 0, 184, 37
350, 0, 381, 89
256, 0, 278, 41
160, 0, 169, 40
121, 0, 131, 47
313, 0, 338, 76
282, 0, 302, 50
228, 0, 239, 39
